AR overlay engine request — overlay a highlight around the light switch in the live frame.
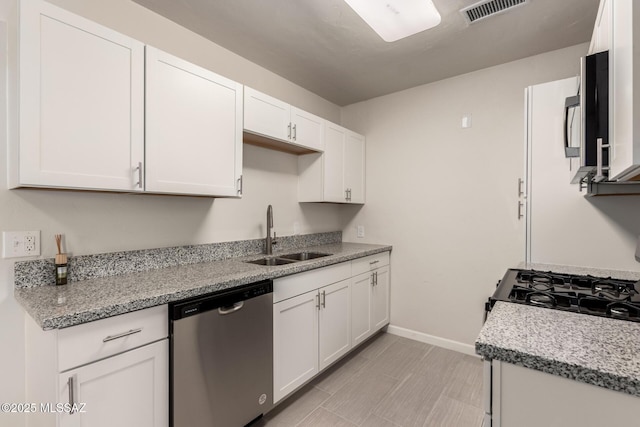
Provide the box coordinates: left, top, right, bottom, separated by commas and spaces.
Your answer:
462, 114, 472, 128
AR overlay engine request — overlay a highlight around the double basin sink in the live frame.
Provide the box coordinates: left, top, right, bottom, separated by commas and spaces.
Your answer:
246, 252, 331, 266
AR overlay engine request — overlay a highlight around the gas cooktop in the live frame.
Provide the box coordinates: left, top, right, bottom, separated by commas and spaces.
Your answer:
488, 268, 640, 322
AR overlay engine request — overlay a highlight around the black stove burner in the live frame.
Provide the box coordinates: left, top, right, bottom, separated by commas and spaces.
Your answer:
489, 269, 640, 323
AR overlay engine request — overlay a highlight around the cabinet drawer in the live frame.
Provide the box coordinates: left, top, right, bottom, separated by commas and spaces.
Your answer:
58, 305, 167, 372
274, 262, 351, 303
351, 252, 390, 277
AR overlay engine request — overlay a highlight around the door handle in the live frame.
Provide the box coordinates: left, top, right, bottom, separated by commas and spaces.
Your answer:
68, 375, 77, 415
135, 162, 143, 189
218, 301, 244, 315
518, 201, 524, 220
517, 178, 524, 197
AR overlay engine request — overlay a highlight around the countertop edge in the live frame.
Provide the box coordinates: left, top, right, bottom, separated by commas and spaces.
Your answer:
475, 342, 640, 397
17, 244, 392, 330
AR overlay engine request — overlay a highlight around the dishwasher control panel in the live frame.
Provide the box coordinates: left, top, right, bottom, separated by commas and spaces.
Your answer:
170, 280, 273, 320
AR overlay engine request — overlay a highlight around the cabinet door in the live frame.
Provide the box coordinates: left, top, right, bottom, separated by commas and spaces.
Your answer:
351, 272, 373, 347
273, 291, 319, 403
291, 107, 325, 151
323, 123, 346, 202
318, 279, 352, 371
145, 47, 242, 197
244, 87, 291, 142
344, 131, 366, 204
58, 340, 168, 427
372, 266, 390, 331
17, 0, 144, 191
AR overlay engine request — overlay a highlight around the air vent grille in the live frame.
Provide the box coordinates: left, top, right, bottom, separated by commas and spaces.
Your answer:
461, 0, 529, 24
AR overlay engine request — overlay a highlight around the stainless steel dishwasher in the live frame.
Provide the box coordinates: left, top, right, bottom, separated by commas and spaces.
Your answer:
169, 280, 273, 427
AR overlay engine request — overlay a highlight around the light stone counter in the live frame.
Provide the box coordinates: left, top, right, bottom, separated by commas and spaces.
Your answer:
15, 238, 391, 330
476, 301, 640, 397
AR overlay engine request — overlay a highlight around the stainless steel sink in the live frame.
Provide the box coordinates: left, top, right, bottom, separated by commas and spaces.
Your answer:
245, 252, 331, 266
279, 252, 332, 261
246, 257, 296, 266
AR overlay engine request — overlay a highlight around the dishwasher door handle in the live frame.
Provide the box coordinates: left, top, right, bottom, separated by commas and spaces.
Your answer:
218, 301, 244, 315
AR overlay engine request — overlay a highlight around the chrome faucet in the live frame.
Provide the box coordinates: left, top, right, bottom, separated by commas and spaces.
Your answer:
266, 205, 277, 255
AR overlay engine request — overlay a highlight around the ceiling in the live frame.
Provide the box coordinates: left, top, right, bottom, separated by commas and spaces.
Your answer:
132, 0, 599, 106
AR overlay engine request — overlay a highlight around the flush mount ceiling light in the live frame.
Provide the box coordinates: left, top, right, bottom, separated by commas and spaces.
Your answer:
344, 0, 441, 42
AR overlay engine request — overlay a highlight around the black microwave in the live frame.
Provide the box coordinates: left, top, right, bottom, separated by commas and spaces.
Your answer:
569, 50, 609, 184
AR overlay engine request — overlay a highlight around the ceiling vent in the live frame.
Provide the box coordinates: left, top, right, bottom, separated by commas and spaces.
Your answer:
460, 0, 529, 24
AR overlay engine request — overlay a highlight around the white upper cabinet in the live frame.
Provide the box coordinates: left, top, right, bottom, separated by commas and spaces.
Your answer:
10, 0, 244, 197
593, 0, 640, 181
298, 122, 366, 204
344, 131, 366, 204
244, 87, 291, 142
244, 87, 325, 152
290, 107, 325, 152
11, 0, 144, 191
589, 0, 611, 54
145, 47, 243, 197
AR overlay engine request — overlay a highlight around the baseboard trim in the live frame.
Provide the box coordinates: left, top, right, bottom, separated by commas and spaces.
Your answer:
386, 325, 477, 357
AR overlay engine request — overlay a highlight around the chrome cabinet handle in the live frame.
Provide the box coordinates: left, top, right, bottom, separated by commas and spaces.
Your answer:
292, 124, 297, 141
68, 375, 76, 415
103, 328, 143, 343
518, 178, 524, 197
237, 175, 243, 195
218, 301, 244, 315
135, 162, 143, 189
369, 260, 379, 265
315, 293, 320, 310
345, 189, 349, 201
518, 201, 524, 220
375, 271, 378, 286
288, 123, 292, 139
321, 290, 326, 308
371, 272, 375, 286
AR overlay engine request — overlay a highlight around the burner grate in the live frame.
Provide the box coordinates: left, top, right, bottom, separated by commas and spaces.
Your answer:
494, 269, 640, 322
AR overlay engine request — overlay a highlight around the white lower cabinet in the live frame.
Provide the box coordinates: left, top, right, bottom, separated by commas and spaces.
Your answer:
350, 272, 373, 347
273, 278, 351, 403
318, 280, 352, 370
273, 252, 391, 404
58, 340, 168, 427
273, 290, 320, 403
372, 265, 390, 330
491, 360, 640, 426
351, 253, 391, 347
25, 305, 168, 427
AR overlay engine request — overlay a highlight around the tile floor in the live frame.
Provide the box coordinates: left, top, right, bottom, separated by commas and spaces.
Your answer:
258, 332, 484, 427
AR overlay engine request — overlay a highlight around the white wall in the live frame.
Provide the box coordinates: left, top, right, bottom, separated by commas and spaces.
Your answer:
0, 0, 343, 421
340, 44, 589, 351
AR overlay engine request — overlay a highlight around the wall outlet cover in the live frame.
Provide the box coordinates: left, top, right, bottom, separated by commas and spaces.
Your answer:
356, 225, 365, 238
2, 230, 41, 258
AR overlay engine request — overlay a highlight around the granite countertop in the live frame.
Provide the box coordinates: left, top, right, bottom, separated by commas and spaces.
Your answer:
476, 301, 640, 397
15, 242, 391, 330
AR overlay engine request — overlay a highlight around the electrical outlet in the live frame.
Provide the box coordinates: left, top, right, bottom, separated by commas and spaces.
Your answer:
2, 230, 41, 258
356, 225, 365, 238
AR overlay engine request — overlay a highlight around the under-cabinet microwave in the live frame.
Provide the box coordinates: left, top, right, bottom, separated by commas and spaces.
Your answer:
568, 50, 609, 184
